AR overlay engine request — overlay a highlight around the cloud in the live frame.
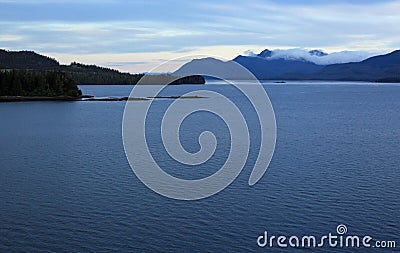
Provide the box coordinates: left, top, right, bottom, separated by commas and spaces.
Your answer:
0, 34, 23, 42
2, 1, 400, 53
1, 0, 399, 72
246, 48, 375, 65
104, 61, 148, 67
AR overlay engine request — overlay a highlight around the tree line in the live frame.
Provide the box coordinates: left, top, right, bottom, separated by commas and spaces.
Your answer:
64, 62, 205, 85
0, 70, 82, 97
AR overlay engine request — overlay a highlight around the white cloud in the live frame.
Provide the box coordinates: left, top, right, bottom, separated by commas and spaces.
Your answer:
249, 48, 376, 65
0, 34, 23, 42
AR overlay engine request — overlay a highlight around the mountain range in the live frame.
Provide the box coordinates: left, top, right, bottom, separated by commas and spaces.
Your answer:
2, 49, 399, 84
174, 49, 400, 82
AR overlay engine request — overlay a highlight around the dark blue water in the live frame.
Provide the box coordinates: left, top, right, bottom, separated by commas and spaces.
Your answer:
1, 83, 399, 252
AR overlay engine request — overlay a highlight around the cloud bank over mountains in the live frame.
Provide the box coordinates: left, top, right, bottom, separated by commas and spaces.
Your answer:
244, 48, 376, 65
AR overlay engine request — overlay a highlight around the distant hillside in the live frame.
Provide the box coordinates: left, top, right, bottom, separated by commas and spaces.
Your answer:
309, 50, 400, 82
174, 49, 400, 82
175, 50, 325, 80
0, 49, 205, 85
174, 58, 249, 80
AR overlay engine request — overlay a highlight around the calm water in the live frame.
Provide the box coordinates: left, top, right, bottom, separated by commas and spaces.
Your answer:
1, 82, 399, 252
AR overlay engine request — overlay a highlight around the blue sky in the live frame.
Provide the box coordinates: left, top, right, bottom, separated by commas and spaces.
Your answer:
1, 0, 399, 72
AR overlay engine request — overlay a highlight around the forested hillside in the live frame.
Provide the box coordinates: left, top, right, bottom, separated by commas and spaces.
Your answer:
0, 70, 81, 97
0, 49, 205, 85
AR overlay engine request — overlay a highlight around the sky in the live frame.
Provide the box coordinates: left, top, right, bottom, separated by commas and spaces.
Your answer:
1, 0, 400, 73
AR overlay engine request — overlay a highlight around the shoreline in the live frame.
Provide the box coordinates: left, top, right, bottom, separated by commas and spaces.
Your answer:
0, 95, 206, 102
0, 95, 81, 102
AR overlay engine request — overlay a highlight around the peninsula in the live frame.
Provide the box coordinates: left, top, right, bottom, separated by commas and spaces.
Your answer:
0, 49, 205, 101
